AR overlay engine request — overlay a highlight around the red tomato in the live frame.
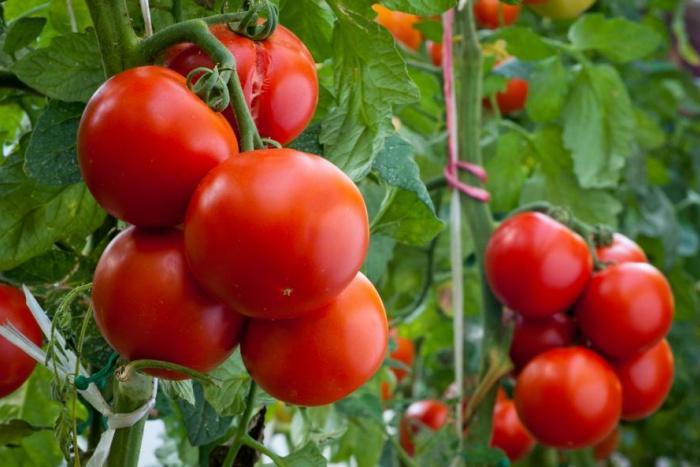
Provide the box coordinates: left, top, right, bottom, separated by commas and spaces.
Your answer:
400, 400, 450, 456
389, 329, 415, 382
474, 0, 521, 29
78, 66, 238, 227
241, 273, 387, 406
0, 285, 41, 397
491, 389, 535, 462
593, 428, 619, 460
92, 227, 245, 380
380, 380, 393, 401
514, 347, 621, 449
184, 148, 369, 319
485, 212, 593, 319
373, 4, 423, 51
509, 313, 576, 372
596, 233, 647, 265
427, 41, 443, 66
614, 339, 674, 421
165, 24, 318, 145
576, 263, 674, 359
491, 77, 529, 115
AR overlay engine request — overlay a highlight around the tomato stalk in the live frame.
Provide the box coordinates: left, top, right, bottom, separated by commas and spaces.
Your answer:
222, 381, 258, 467
117, 359, 220, 386
107, 371, 154, 467
85, 0, 141, 77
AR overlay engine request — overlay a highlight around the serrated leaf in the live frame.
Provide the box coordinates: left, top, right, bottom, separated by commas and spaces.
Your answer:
496, 26, 557, 61
370, 136, 444, 245
562, 64, 634, 189
2, 249, 77, 284
3, 17, 45, 55
321, 1, 419, 180
282, 442, 328, 467
378, 0, 456, 16
484, 131, 528, 213
362, 234, 396, 283
12, 31, 104, 102
24, 100, 84, 186
0, 419, 44, 445
161, 380, 195, 406
335, 392, 384, 424
569, 14, 662, 64
288, 123, 323, 155
279, 0, 334, 62
202, 350, 251, 417
178, 382, 232, 446
526, 55, 569, 122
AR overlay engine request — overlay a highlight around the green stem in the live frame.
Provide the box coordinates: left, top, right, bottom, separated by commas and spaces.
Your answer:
85, 0, 142, 77
222, 382, 258, 467
107, 372, 154, 467
118, 359, 219, 386
240, 435, 286, 466
140, 19, 262, 151
172, 0, 183, 22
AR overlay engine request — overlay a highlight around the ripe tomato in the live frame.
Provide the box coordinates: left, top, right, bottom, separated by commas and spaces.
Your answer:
166, 24, 318, 145
92, 227, 245, 380
485, 212, 593, 319
491, 389, 535, 462
596, 233, 647, 265
184, 148, 369, 319
528, 0, 596, 19
241, 273, 387, 406
486, 77, 529, 115
78, 66, 238, 227
576, 263, 674, 359
515, 347, 621, 449
373, 4, 422, 51
427, 41, 443, 66
474, 0, 521, 29
593, 428, 619, 460
0, 285, 41, 398
614, 339, 674, 421
400, 400, 450, 456
509, 313, 576, 372
389, 329, 415, 382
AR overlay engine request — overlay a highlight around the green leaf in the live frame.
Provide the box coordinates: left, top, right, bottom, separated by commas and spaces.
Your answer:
288, 123, 323, 155
521, 126, 622, 226
377, 0, 456, 16
562, 64, 634, 189
462, 445, 508, 464
177, 382, 232, 446
634, 108, 666, 151
11, 31, 104, 102
496, 26, 557, 61
0, 419, 44, 446
335, 392, 384, 425
202, 350, 251, 417
370, 136, 444, 245
526, 55, 569, 122
484, 130, 528, 213
362, 234, 396, 283
3, 17, 45, 55
161, 380, 195, 406
283, 442, 328, 467
2, 249, 77, 284
0, 153, 106, 271
569, 14, 663, 64
24, 100, 84, 186
321, 1, 420, 180
279, 0, 334, 62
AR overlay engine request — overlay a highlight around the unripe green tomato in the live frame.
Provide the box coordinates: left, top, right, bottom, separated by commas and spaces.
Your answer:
528, 0, 596, 19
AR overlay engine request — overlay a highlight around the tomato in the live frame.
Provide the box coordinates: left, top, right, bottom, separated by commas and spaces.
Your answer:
575, 263, 674, 359
0, 285, 41, 398
593, 428, 619, 460
485, 212, 593, 319
400, 400, 450, 456
166, 24, 318, 145
474, 0, 521, 29
78, 66, 238, 227
491, 389, 535, 462
509, 313, 576, 372
514, 347, 621, 449
596, 233, 647, 265
184, 148, 369, 319
92, 227, 245, 380
487, 77, 529, 115
427, 41, 443, 66
373, 5, 422, 51
241, 273, 387, 406
614, 339, 674, 421
389, 329, 415, 382
528, 0, 596, 19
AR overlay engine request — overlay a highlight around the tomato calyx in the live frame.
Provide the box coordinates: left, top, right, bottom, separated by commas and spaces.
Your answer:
226, 0, 279, 41
186, 65, 232, 112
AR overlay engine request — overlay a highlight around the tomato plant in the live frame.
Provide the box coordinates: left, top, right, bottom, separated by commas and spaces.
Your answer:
474, 0, 521, 29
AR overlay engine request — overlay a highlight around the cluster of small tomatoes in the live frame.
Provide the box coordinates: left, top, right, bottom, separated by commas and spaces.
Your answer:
385, 212, 674, 461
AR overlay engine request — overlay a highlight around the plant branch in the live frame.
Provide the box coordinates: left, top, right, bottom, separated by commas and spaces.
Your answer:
240, 435, 286, 466
107, 372, 154, 467
222, 382, 258, 467
85, 0, 141, 77
117, 359, 220, 386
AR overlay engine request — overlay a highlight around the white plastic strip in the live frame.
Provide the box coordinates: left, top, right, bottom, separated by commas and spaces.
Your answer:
140, 0, 153, 37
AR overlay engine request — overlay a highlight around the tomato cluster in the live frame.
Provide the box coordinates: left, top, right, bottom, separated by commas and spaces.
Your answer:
78, 24, 387, 406
486, 212, 675, 452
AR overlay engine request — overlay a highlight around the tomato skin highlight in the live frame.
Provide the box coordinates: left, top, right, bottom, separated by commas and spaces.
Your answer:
614, 339, 674, 421
509, 313, 576, 372
515, 347, 622, 449
389, 329, 415, 382
576, 263, 674, 359
485, 212, 593, 319
596, 233, 647, 265
474, 0, 521, 29
92, 227, 246, 380
166, 24, 318, 145
373, 4, 423, 51
241, 273, 387, 406
77, 66, 238, 228
399, 400, 450, 456
185, 148, 369, 320
491, 389, 536, 461
0, 285, 42, 397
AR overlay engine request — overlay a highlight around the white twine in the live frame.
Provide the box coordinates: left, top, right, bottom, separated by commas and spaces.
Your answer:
140, 0, 154, 37
0, 287, 158, 467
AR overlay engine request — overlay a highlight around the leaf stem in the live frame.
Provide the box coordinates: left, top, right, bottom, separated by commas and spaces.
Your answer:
117, 359, 219, 386
85, 0, 142, 77
240, 435, 287, 466
222, 382, 258, 467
